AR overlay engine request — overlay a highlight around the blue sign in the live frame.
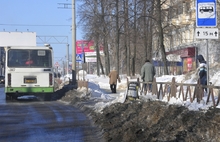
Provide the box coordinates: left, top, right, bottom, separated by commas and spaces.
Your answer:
196, 0, 217, 27
76, 53, 83, 63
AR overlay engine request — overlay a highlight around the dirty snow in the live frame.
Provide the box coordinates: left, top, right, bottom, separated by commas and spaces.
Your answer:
60, 67, 220, 113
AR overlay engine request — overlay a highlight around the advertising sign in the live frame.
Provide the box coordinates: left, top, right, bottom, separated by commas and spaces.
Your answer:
0, 32, 36, 46
76, 40, 94, 54
76, 40, 103, 54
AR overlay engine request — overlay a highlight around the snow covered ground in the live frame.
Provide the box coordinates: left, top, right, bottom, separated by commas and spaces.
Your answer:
60, 70, 220, 113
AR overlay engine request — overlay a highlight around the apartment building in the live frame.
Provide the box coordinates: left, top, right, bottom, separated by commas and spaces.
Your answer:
155, 0, 219, 74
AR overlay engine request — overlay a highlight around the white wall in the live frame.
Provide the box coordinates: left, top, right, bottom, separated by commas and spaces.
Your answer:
0, 32, 36, 46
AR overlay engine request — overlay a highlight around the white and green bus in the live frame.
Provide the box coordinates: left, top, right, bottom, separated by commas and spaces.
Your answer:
4, 45, 54, 101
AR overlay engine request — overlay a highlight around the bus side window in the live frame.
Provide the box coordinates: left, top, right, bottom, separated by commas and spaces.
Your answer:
8, 55, 14, 66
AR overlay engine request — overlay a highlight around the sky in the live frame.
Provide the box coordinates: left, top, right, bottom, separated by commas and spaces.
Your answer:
0, 0, 83, 64
60, 70, 220, 113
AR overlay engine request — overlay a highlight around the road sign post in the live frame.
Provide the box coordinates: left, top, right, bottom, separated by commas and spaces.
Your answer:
196, 0, 217, 95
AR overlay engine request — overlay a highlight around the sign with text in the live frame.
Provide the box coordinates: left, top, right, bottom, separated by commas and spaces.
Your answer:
76, 40, 94, 54
84, 51, 104, 56
85, 57, 97, 62
195, 28, 218, 39
76, 40, 104, 54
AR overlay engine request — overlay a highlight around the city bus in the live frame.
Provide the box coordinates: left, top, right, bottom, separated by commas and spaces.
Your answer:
4, 45, 54, 100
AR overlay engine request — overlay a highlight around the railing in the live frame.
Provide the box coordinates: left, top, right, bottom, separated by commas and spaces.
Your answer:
128, 77, 220, 108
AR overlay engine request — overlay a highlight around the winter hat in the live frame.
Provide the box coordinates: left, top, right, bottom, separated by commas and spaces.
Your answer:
197, 55, 206, 63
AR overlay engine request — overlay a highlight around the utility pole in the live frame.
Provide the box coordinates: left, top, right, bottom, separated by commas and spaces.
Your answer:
72, 0, 76, 86
67, 44, 69, 74
57, 1, 76, 86
58, 0, 76, 86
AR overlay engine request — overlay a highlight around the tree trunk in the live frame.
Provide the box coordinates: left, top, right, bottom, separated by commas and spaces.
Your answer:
156, 0, 168, 75
101, 1, 110, 75
94, 0, 100, 76
124, 0, 130, 76
148, 0, 154, 61
116, 0, 120, 73
132, 0, 137, 76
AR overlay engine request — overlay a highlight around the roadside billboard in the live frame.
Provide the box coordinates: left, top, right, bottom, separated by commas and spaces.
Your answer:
76, 40, 103, 54
0, 32, 36, 46
76, 40, 94, 54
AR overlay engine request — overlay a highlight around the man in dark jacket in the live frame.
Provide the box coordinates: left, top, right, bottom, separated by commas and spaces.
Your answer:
197, 55, 207, 92
141, 59, 156, 92
199, 63, 207, 85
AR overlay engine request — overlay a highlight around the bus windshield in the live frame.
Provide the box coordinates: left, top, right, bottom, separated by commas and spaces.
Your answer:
8, 49, 52, 68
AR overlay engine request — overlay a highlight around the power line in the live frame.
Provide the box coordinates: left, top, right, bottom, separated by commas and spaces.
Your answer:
0, 24, 71, 27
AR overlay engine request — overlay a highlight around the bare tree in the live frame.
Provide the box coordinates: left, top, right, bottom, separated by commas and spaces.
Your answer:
156, 0, 168, 74
124, 0, 131, 76
77, 0, 169, 76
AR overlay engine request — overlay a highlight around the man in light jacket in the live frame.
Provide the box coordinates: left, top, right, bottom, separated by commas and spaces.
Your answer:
109, 67, 121, 93
141, 59, 156, 92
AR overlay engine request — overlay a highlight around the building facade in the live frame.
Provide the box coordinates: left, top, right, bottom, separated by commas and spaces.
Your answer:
153, 0, 220, 75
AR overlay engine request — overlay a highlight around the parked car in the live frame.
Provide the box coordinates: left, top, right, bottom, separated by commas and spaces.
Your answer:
0, 76, 5, 84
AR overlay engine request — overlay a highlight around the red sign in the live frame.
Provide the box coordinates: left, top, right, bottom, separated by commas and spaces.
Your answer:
187, 58, 192, 71
76, 40, 103, 54
76, 40, 94, 54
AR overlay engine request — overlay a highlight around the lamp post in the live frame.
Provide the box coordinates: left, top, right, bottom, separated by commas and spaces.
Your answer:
72, 0, 76, 85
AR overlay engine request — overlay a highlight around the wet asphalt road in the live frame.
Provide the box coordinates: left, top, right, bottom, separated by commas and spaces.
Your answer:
0, 85, 103, 142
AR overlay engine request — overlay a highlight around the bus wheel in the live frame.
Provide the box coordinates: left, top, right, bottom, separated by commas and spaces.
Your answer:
6, 93, 12, 100
5, 93, 17, 100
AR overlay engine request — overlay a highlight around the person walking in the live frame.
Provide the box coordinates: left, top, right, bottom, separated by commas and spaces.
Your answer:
198, 63, 207, 91
141, 59, 156, 92
108, 67, 121, 93
197, 55, 207, 92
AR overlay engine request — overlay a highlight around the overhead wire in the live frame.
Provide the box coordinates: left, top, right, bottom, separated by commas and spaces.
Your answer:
0, 24, 71, 27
